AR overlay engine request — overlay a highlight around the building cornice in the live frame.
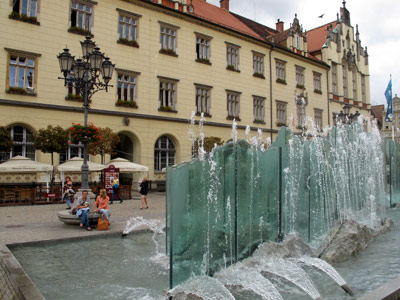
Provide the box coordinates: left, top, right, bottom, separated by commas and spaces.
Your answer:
0, 99, 278, 133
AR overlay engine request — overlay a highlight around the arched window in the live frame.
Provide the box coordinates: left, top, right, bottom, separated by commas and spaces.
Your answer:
154, 136, 175, 171
0, 125, 35, 162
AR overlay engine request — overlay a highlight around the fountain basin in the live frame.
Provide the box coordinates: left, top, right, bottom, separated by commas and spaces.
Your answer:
57, 210, 111, 225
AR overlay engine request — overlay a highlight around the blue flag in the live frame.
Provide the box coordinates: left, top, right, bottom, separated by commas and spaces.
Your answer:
385, 79, 393, 122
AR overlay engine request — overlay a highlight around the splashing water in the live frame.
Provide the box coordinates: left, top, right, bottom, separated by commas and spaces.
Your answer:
245, 125, 251, 142
231, 119, 238, 143
297, 257, 346, 287
215, 265, 284, 300
198, 112, 206, 161
123, 217, 168, 270
261, 259, 322, 300
188, 111, 196, 158
168, 276, 235, 300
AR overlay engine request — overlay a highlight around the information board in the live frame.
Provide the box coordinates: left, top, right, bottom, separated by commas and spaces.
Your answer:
104, 165, 119, 198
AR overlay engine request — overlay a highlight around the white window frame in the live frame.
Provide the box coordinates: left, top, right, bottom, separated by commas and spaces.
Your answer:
12, 0, 38, 17
361, 74, 366, 103
227, 91, 240, 118
159, 77, 178, 110
117, 72, 137, 102
296, 103, 306, 128
226, 43, 240, 70
195, 85, 211, 115
352, 69, 357, 100
8, 54, 36, 93
118, 13, 138, 41
314, 109, 323, 129
60, 143, 83, 163
154, 136, 175, 171
296, 66, 305, 86
253, 96, 265, 122
196, 35, 211, 60
70, 1, 93, 31
275, 59, 286, 81
253, 52, 264, 76
313, 72, 322, 91
1, 125, 35, 162
342, 64, 348, 97
276, 101, 287, 124
332, 63, 338, 94
160, 22, 178, 52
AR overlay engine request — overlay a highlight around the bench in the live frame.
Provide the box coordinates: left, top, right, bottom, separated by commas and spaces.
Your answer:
57, 210, 111, 225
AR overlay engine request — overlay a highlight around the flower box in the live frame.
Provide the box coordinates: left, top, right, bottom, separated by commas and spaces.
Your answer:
9, 12, 40, 25
159, 48, 177, 57
314, 89, 323, 94
7, 87, 28, 95
226, 116, 241, 121
118, 38, 139, 48
69, 123, 102, 144
115, 100, 137, 108
68, 27, 93, 37
276, 78, 287, 85
275, 121, 287, 127
296, 84, 305, 89
195, 58, 211, 65
253, 73, 265, 79
159, 105, 176, 112
65, 94, 84, 101
6, 87, 36, 96
226, 65, 240, 72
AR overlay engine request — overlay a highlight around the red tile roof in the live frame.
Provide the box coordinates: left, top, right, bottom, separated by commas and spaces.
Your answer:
307, 21, 337, 53
231, 12, 278, 39
147, 0, 329, 66
190, 0, 263, 39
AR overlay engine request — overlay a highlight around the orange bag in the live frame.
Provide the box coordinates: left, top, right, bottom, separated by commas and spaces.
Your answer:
97, 217, 109, 231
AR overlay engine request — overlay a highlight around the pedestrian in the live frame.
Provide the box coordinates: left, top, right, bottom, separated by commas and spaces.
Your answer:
62, 176, 74, 209
95, 188, 110, 225
110, 174, 123, 204
75, 190, 92, 231
139, 176, 149, 210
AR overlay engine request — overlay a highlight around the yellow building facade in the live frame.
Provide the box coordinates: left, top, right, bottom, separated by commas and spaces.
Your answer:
0, 0, 370, 181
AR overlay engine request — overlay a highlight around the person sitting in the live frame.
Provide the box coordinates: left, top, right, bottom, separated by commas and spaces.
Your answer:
75, 190, 91, 231
62, 176, 74, 209
95, 188, 110, 225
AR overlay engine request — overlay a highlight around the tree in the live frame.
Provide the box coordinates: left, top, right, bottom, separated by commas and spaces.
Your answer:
193, 136, 224, 155
88, 127, 120, 164
0, 126, 13, 152
34, 125, 69, 184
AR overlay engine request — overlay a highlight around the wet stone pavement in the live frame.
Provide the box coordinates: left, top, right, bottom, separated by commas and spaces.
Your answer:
0, 192, 166, 246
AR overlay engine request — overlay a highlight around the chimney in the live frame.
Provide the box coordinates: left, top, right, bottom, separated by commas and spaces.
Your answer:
220, 0, 229, 11
276, 19, 284, 32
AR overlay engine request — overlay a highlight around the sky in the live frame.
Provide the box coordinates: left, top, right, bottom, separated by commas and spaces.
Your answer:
207, 0, 400, 106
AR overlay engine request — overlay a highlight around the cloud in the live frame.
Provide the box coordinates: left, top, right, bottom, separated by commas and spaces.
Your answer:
207, 0, 400, 106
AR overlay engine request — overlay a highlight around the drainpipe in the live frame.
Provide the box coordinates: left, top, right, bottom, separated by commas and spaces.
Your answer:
326, 68, 331, 126
269, 45, 274, 139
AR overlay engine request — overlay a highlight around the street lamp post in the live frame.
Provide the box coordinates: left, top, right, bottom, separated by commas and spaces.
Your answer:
335, 104, 360, 125
57, 36, 114, 206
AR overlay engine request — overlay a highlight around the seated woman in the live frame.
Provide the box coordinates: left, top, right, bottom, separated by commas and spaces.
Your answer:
95, 188, 110, 225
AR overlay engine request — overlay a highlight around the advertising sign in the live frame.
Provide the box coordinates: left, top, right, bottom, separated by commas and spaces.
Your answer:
104, 165, 119, 198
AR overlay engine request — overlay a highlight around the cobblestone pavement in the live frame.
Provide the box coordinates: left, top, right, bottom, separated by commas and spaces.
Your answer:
0, 192, 166, 246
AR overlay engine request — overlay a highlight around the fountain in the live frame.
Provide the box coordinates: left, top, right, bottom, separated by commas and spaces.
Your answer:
166, 113, 391, 297
5, 114, 400, 300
